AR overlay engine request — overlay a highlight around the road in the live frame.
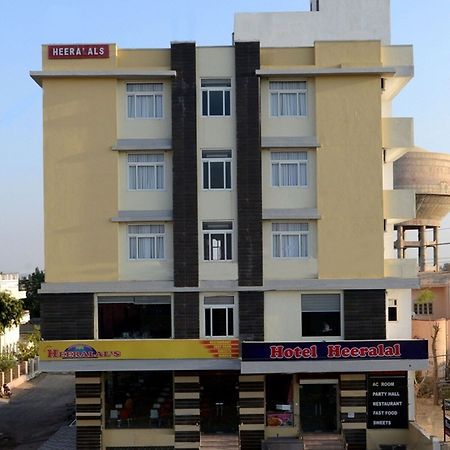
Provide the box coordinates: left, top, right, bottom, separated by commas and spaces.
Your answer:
0, 372, 75, 450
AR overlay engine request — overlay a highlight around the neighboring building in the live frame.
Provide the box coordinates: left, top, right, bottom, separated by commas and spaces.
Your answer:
31, 1, 428, 449
412, 272, 450, 379
0, 273, 28, 354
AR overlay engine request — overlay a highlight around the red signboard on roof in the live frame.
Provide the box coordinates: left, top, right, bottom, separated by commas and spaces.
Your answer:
48, 44, 109, 59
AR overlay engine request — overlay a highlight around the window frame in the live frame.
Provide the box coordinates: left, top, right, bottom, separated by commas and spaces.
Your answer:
300, 292, 343, 340
269, 80, 307, 118
201, 79, 232, 117
126, 82, 164, 120
97, 295, 173, 340
414, 302, 433, 316
202, 221, 233, 262
271, 151, 308, 188
128, 224, 165, 261
202, 295, 237, 338
201, 149, 232, 190
127, 153, 165, 191
387, 298, 398, 322
272, 222, 309, 259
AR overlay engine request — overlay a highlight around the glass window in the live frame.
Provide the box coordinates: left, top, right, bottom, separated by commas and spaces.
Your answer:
271, 152, 307, 187
128, 153, 164, 190
203, 222, 233, 261
128, 225, 165, 260
202, 150, 232, 190
127, 83, 163, 118
98, 296, 172, 339
203, 296, 235, 337
266, 374, 294, 427
301, 293, 341, 337
388, 298, 398, 322
270, 81, 307, 117
414, 302, 433, 315
272, 223, 308, 258
201, 79, 231, 116
105, 371, 173, 429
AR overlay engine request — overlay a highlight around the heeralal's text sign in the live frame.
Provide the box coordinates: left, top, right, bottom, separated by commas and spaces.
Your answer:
367, 375, 408, 429
48, 44, 109, 59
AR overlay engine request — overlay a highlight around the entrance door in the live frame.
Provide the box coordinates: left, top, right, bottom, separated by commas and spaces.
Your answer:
200, 373, 238, 434
299, 383, 338, 433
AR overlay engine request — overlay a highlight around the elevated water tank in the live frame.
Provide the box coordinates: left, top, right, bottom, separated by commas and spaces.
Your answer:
394, 151, 450, 225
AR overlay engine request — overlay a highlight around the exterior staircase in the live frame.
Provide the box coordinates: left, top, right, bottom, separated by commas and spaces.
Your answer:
200, 433, 240, 450
303, 433, 346, 450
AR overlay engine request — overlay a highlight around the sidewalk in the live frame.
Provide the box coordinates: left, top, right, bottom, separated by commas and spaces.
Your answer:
415, 396, 445, 440
38, 424, 75, 450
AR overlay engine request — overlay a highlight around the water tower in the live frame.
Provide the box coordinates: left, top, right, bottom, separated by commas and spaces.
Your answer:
394, 151, 450, 272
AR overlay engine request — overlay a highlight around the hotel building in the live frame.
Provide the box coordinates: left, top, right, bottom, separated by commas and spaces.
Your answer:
32, 1, 428, 449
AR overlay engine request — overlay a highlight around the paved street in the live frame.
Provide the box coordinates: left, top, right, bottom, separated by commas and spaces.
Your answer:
0, 372, 75, 450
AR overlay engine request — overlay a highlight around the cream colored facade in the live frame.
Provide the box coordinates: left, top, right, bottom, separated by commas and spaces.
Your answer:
34, 3, 428, 449
38, 39, 417, 286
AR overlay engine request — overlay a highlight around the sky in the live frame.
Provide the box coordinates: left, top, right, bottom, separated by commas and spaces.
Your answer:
0, 0, 449, 275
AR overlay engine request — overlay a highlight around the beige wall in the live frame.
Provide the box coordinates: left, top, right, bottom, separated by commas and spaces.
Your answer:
118, 223, 173, 281
260, 78, 316, 138
263, 221, 318, 280
116, 80, 172, 139
44, 78, 118, 282
262, 149, 317, 210
118, 151, 172, 211
315, 42, 384, 279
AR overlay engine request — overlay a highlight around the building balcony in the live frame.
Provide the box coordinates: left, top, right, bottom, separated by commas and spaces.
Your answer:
383, 189, 416, 223
39, 338, 240, 372
381, 45, 414, 101
382, 117, 414, 162
384, 258, 418, 278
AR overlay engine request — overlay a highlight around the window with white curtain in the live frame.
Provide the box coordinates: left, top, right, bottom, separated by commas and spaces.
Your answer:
126, 83, 163, 118
203, 296, 236, 337
128, 224, 165, 260
301, 293, 342, 337
271, 152, 307, 187
202, 150, 232, 189
128, 153, 164, 190
201, 79, 231, 116
203, 222, 233, 261
269, 81, 307, 117
272, 223, 308, 258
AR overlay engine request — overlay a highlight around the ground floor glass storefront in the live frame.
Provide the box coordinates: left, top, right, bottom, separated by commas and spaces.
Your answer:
104, 371, 173, 429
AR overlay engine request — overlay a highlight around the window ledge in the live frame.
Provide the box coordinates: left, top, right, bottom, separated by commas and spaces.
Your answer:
261, 136, 319, 148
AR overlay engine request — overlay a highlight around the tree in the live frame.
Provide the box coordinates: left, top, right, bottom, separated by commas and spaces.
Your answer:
20, 267, 44, 318
0, 290, 24, 334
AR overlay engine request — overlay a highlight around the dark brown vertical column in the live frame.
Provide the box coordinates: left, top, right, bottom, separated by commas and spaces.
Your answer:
171, 42, 198, 288
235, 41, 262, 287
344, 290, 386, 339
76, 372, 102, 450
174, 292, 199, 339
239, 291, 264, 341
40, 293, 94, 340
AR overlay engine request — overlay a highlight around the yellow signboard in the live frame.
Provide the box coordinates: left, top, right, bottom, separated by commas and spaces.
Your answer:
39, 339, 240, 361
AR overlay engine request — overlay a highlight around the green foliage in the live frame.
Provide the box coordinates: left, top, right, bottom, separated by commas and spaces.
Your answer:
416, 289, 435, 304
16, 327, 41, 363
20, 267, 44, 318
0, 290, 24, 334
0, 354, 17, 372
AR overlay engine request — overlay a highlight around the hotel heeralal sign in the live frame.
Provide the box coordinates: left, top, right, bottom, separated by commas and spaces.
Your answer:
48, 44, 109, 59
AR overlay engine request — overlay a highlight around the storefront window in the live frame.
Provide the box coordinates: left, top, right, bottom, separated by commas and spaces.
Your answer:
105, 371, 173, 429
266, 374, 294, 427
98, 296, 172, 339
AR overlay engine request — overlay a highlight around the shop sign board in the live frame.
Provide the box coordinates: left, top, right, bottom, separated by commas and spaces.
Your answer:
241, 340, 428, 362
39, 339, 239, 361
367, 374, 408, 429
48, 44, 109, 59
